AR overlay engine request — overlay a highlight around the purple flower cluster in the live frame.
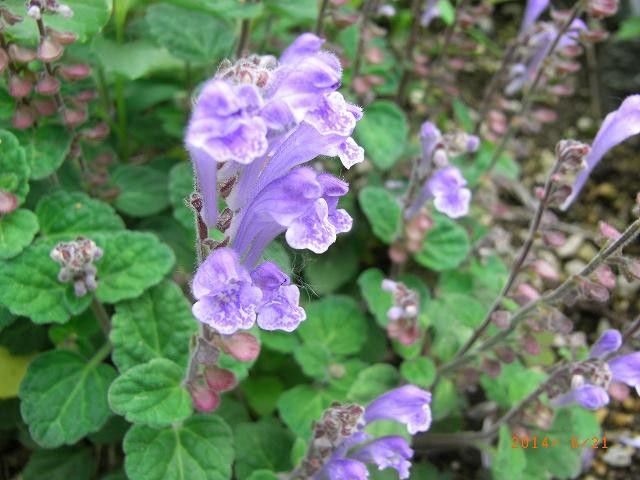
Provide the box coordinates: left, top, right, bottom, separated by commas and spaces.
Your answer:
319, 385, 432, 480
186, 33, 363, 334
406, 121, 477, 220
552, 329, 640, 410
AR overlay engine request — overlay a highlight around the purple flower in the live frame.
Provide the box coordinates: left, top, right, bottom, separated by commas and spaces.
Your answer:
322, 459, 369, 480
427, 166, 471, 218
352, 436, 414, 479
364, 385, 432, 434
420, 0, 440, 28
552, 329, 640, 409
561, 95, 640, 209
519, 0, 550, 35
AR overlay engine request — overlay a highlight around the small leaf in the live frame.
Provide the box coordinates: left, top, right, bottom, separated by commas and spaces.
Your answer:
303, 241, 359, 294
16, 126, 72, 180
354, 101, 408, 170
0, 130, 29, 204
111, 165, 170, 217
111, 280, 196, 372
492, 425, 526, 480
400, 357, 436, 388
347, 364, 399, 404
108, 358, 192, 427
358, 186, 402, 244
297, 295, 368, 357
293, 342, 332, 379
414, 214, 470, 271
0, 240, 91, 324
358, 268, 393, 326
124, 415, 234, 480
22, 446, 95, 480
19, 348, 116, 448
146, 4, 234, 64
0, 209, 38, 260
95, 231, 175, 304
37, 191, 124, 240
241, 376, 284, 417
234, 418, 293, 480
277, 385, 333, 439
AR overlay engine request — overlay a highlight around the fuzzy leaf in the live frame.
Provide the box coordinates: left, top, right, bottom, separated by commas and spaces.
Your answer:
94, 231, 175, 304
19, 349, 116, 448
358, 186, 402, 244
16, 126, 73, 180
123, 415, 234, 480
111, 280, 196, 372
168, 162, 195, 230
234, 418, 293, 480
492, 425, 526, 480
400, 357, 436, 389
108, 358, 192, 427
347, 364, 400, 404
357, 268, 393, 326
0, 209, 38, 260
277, 385, 332, 439
111, 165, 170, 217
354, 101, 408, 170
0, 130, 29, 204
22, 446, 95, 480
414, 214, 470, 271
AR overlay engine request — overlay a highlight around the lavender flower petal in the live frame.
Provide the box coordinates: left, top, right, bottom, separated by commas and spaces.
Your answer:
519, 0, 550, 35
562, 95, 640, 209
322, 459, 369, 480
285, 198, 339, 253
364, 385, 432, 434
427, 166, 471, 218
589, 329, 622, 358
420, 0, 440, 28
609, 352, 640, 388
553, 385, 610, 410
352, 436, 414, 480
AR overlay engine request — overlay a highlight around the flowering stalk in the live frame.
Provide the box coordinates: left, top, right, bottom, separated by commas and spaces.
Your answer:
395, 0, 424, 104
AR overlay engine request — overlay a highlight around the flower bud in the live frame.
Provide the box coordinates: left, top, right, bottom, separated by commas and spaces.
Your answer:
8, 44, 36, 64
543, 230, 566, 247
33, 98, 57, 116
81, 122, 110, 141
27, 5, 41, 20
36, 74, 61, 95
12, 104, 35, 129
532, 259, 559, 281
0, 190, 18, 215
579, 279, 610, 302
513, 283, 540, 305
38, 36, 63, 62
494, 346, 516, 364
389, 243, 408, 264
62, 106, 88, 128
523, 334, 540, 355
491, 310, 511, 329
219, 332, 260, 362
58, 64, 91, 81
587, 0, 619, 18
482, 358, 501, 378
598, 221, 621, 240
9, 74, 33, 98
47, 28, 78, 45
190, 383, 220, 412
593, 265, 616, 290
204, 365, 237, 392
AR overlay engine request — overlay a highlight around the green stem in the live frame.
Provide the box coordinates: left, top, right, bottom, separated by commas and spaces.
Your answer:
88, 341, 112, 368
91, 296, 111, 337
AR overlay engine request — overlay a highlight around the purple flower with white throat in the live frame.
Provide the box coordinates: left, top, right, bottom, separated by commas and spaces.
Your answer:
426, 166, 471, 218
519, 0, 550, 35
552, 329, 640, 409
364, 385, 432, 434
352, 436, 414, 479
561, 95, 640, 209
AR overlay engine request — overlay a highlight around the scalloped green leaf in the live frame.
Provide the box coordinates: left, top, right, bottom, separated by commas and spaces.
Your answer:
0, 129, 29, 204
0, 240, 91, 324
146, 3, 234, 64
111, 165, 170, 217
354, 101, 408, 170
19, 348, 116, 448
111, 280, 196, 372
357, 268, 393, 326
347, 363, 399, 404
358, 186, 402, 244
0, 209, 38, 260
22, 446, 95, 480
414, 214, 470, 271
95, 231, 175, 304
234, 418, 293, 480
108, 358, 192, 427
277, 385, 333, 439
36, 191, 124, 240
123, 415, 234, 480
16, 126, 72, 180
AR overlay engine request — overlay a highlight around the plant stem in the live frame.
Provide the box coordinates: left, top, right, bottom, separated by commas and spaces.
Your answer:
236, 1, 259, 59
396, 0, 423, 104
315, 0, 330, 36
351, 0, 376, 85
91, 296, 111, 337
88, 341, 112, 368
483, 1, 584, 175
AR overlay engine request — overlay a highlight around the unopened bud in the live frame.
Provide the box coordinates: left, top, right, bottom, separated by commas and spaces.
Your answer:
38, 36, 63, 62
0, 190, 18, 215
523, 334, 540, 355
9, 74, 32, 98
556, 139, 590, 169
204, 365, 237, 392
47, 29, 78, 45
543, 230, 566, 247
491, 310, 511, 329
58, 64, 91, 81
582, 29, 609, 43
579, 279, 610, 302
219, 332, 260, 362
8, 44, 36, 63
587, 0, 619, 18
598, 221, 621, 240
494, 346, 516, 364
389, 243, 408, 264
532, 259, 559, 281
36, 74, 61, 95
190, 383, 220, 412
12, 104, 35, 129
513, 283, 540, 305
33, 98, 57, 117
81, 122, 110, 141
482, 358, 501, 378
593, 265, 616, 290
62, 106, 88, 127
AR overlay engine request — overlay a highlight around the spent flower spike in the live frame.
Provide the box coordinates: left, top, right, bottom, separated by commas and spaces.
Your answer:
186, 33, 362, 335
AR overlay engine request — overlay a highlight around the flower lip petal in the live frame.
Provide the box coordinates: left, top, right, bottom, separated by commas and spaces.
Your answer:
589, 329, 622, 358
609, 352, 640, 387
364, 385, 432, 434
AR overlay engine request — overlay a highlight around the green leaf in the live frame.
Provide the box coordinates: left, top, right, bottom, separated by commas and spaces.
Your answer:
0, 240, 91, 324
146, 4, 234, 64
234, 418, 293, 480
297, 295, 368, 357
358, 268, 393, 326
348, 364, 399, 404
617, 16, 640, 40
303, 241, 359, 294
111, 165, 170, 217
37, 191, 125, 239
0, 209, 38, 260
124, 415, 234, 480
242, 376, 284, 417
19, 348, 116, 448
0, 130, 29, 204
4, 0, 113, 43
358, 186, 402, 243
168, 162, 195, 230
92, 37, 183, 80
414, 214, 469, 271
277, 385, 332, 439
293, 342, 332, 379
246, 471, 279, 480
354, 101, 408, 170
437, 0, 455, 25
492, 425, 526, 480
95, 231, 175, 304
480, 362, 546, 409
22, 446, 96, 480
400, 357, 436, 388
111, 280, 196, 372
108, 358, 192, 427
168, 0, 264, 19
264, 0, 317, 22
16, 126, 72, 180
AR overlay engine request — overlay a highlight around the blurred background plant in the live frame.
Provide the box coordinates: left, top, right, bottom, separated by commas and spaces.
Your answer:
1, 1, 640, 479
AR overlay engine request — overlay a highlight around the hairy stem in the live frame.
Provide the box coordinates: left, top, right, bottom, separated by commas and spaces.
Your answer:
315, 0, 330, 36
91, 296, 111, 337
